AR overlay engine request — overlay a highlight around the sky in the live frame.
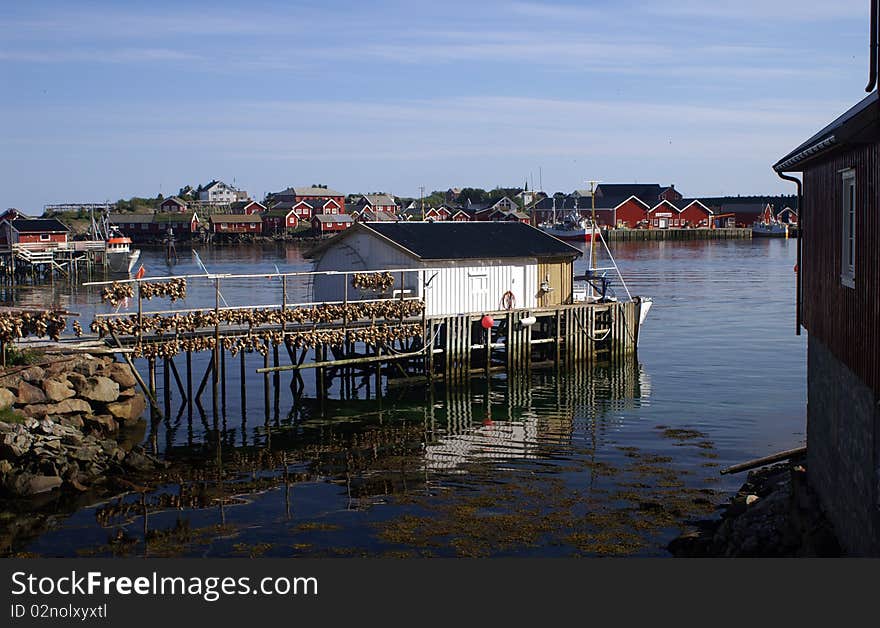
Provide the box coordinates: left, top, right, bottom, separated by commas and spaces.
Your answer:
0, 0, 872, 211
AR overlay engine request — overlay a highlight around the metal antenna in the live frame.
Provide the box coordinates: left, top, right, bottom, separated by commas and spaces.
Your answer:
868, 0, 879, 92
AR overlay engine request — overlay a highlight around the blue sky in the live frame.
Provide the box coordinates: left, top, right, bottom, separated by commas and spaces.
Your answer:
0, 0, 871, 210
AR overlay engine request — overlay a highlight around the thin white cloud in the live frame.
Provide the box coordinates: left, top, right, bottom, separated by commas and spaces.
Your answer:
643, 0, 866, 21
0, 48, 203, 64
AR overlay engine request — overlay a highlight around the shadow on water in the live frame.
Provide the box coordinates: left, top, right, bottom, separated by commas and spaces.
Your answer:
1, 359, 724, 557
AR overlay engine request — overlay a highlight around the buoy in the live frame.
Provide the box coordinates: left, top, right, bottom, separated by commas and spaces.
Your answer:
481, 315, 494, 329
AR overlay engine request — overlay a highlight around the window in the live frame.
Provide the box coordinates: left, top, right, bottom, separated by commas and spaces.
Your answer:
841, 169, 856, 288
40, 234, 50, 241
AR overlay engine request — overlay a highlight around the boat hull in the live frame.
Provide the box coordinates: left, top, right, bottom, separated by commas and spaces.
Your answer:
752, 224, 789, 238
539, 226, 597, 242
107, 248, 140, 274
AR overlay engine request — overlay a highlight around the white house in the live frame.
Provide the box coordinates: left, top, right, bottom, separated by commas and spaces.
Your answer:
306, 222, 581, 316
199, 180, 246, 204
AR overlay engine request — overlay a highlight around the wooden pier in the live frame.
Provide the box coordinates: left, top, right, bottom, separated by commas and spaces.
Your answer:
70, 269, 648, 421
604, 227, 751, 241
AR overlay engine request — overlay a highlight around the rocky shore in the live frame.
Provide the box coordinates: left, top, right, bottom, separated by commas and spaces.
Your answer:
0, 354, 166, 498
668, 462, 842, 557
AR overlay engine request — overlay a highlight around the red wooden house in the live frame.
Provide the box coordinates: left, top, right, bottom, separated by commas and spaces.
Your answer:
771, 0, 880, 554
262, 208, 299, 233
270, 186, 345, 211
154, 212, 200, 240
210, 214, 262, 236
646, 200, 682, 228
611, 196, 650, 228
230, 200, 265, 215
1, 218, 69, 248
312, 214, 353, 235
678, 200, 714, 227
776, 206, 798, 224
159, 197, 188, 212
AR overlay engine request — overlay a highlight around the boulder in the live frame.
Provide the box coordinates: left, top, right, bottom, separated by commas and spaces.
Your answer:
117, 387, 137, 399
42, 378, 76, 402
75, 376, 119, 403
0, 373, 22, 389
65, 372, 87, 392
106, 394, 146, 424
72, 357, 99, 377
21, 404, 49, 419
105, 363, 137, 389
19, 366, 45, 384
56, 414, 84, 429
85, 414, 118, 434
17, 381, 47, 405
0, 387, 16, 409
45, 398, 92, 415
17, 474, 63, 496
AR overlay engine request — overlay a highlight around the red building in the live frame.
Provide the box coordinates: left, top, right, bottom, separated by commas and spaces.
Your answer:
312, 214, 353, 235
646, 200, 682, 228
210, 214, 262, 235
159, 197, 188, 212
678, 200, 714, 227
262, 208, 299, 233
610, 196, 650, 228
230, 200, 265, 215
270, 186, 345, 210
357, 194, 397, 215
771, 2, 880, 554
1, 218, 69, 247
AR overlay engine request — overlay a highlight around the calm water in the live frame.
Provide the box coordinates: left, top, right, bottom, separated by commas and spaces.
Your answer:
2, 238, 806, 557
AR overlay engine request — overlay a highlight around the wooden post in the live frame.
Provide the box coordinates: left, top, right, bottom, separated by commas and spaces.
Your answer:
186, 349, 193, 419
263, 350, 270, 423
485, 323, 491, 377
109, 331, 161, 417
163, 357, 171, 418
212, 278, 220, 419
240, 350, 247, 418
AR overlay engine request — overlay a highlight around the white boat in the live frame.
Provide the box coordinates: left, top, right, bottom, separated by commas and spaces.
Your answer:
752, 221, 789, 237
105, 226, 141, 274
540, 214, 600, 242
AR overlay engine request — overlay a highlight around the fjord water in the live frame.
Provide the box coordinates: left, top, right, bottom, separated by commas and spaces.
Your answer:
5, 238, 805, 556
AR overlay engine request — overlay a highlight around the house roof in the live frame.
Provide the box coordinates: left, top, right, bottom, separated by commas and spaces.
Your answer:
361, 194, 396, 207
312, 214, 354, 223
154, 212, 197, 223
310, 221, 581, 261
294, 186, 342, 197
211, 214, 262, 223
162, 196, 187, 206
264, 208, 296, 218
8, 218, 69, 233
109, 213, 155, 224
774, 91, 879, 172
718, 203, 768, 215
230, 200, 264, 212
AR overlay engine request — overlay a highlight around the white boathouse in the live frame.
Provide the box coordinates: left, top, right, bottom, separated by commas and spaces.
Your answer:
306, 222, 582, 317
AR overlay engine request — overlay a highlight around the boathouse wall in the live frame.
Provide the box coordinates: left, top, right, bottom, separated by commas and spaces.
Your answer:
311, 230, 541, 316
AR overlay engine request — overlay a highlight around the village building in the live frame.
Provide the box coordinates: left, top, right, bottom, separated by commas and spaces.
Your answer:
110, 212, 200, 242
262, 207, 299, 234
0, 218, 69, 248
229, 200, 265, 215
357, 194, 398, 215
775, 206, 798, 224
307, 222, 581, 316
210, 214, 262, 237
270, 186, 345, 210
646, 200, 683, 229
772, 5, 880, 554
676, 200, 715, 227
311, 213, 353, 235
159, 196, 188, 213
199, 180, 246, 204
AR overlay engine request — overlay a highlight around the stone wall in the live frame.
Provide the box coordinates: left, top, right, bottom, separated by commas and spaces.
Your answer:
807, 335, 880, 555
0, 354, 158, 498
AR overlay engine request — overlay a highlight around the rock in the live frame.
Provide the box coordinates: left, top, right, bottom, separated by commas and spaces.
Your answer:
19, 366, 45, 384
85, 414, 118, 434
106, 394, 146, 424
20, 474, 62, 496
0, 430, 32, 458
65, 372, 87, 392
117, 387, 137, 399
745, 494, 760, 506
0, 373, 22, 389
42, 378, 76, 402
45, 398, 92, 415
21, 404, 49, 418
57, 414, 84, 429
0, 459, 12, 475
105, 363, 137, 389
0, 387, 16, 409
123, 451, 155, 472
69, 445, 102, 462
17, 381, 47, 405
73, 357, 99, 377
75, 376, 119, 403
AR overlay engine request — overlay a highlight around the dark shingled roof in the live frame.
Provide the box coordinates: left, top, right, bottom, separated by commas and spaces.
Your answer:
363, 222, 581, 260
9, 218, 69, 233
